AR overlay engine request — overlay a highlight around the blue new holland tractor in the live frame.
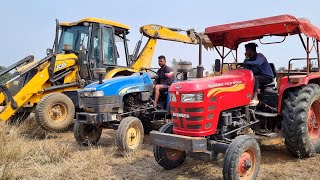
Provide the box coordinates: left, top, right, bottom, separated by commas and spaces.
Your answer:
73, 69, 171, 152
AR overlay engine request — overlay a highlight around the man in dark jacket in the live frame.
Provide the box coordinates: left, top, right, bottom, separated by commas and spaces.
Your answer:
153, 55, 175, 107
243, 43, 274, 106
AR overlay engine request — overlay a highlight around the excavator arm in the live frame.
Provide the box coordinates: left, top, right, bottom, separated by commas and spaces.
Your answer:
106, 24, 199, 78
132, 24, 198, 70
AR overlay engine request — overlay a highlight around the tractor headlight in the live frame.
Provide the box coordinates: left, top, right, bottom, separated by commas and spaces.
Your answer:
181, 93, 203, 102
81, 90, 104, 97
170, 94, 176, 102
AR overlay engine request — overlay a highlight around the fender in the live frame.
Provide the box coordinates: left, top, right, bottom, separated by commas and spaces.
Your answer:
277, 72, 320, 112
105, 67, 138, 79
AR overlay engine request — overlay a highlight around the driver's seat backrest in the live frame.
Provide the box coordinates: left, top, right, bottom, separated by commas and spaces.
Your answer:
269, 63, 276, 78
260, 63, 277, 89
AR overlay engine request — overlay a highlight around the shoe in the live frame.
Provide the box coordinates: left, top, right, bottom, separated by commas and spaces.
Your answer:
249, 99, 259, 106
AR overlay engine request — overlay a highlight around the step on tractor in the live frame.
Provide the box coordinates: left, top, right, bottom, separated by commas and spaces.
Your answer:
0, 18, 197, 132
73, 30, 203, 152
150, 15, 320, 179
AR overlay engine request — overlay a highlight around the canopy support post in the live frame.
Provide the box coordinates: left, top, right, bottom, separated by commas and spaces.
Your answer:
307, 37, 310, 75
317, 40, 319, 72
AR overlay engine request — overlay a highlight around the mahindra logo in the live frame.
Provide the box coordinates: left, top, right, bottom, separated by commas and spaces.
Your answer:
175, 85, 182, 89
230, 23, 254, 29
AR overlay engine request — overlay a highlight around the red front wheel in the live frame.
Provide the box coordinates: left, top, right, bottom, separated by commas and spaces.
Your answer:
223, 135, 261, 180
153, 123, 186, 170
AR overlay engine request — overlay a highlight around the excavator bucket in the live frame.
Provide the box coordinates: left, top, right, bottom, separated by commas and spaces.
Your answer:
199, 32, 214, 50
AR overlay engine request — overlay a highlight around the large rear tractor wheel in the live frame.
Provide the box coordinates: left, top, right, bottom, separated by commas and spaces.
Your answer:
35, 93, 75, 132
74, 122, 102, 146
223, 135, 261, 180
154, 122, 186, 170
116, 116, 144, 152
282, 84, 320, 158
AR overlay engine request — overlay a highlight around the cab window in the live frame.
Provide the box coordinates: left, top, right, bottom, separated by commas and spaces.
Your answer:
102, 27, 115, 65
89, 25, 102, 67
115, 33, 128, 67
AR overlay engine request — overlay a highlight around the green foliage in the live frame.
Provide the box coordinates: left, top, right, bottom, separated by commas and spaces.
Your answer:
277, 66, 287, 71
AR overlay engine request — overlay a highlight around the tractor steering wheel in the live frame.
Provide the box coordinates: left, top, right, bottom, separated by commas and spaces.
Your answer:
141, 68, 159, 80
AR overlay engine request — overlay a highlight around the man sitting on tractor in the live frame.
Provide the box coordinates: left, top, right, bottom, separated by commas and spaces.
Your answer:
153, 55, 175, 108
242, 43, 274, 106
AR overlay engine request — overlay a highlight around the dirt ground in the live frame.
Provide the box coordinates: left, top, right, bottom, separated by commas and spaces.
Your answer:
1, 119, 320, 180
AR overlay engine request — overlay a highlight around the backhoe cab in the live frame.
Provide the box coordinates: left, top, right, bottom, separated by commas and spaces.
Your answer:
55, 18, 131, 81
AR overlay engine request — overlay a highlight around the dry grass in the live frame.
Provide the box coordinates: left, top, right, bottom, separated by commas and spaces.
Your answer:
1, 117, 320, 179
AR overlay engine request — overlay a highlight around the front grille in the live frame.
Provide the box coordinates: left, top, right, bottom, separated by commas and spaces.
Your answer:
187, 124, 202, 129
185, 108, 204, 112
171, 97, 217, 136
188, 116, 203, 121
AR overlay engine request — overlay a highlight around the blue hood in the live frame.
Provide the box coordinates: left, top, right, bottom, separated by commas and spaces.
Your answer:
83, 72, 153, 96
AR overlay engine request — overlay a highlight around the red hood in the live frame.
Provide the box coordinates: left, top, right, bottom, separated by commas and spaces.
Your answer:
169, 69, 254, 93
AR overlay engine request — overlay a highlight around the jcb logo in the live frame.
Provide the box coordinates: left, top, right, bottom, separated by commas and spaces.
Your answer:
151, 25, 161, 31
56, 63, 67, 71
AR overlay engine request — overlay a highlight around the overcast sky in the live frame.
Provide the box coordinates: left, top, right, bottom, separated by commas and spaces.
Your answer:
1, 1, 320, 71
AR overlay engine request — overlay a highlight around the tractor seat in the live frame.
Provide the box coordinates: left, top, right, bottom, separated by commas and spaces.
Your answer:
261, 81, 276, 88
260, 63, 277, 89
159, 87, 169, 98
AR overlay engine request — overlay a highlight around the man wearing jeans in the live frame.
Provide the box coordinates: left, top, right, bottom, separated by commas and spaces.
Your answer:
243, 43, 274, 106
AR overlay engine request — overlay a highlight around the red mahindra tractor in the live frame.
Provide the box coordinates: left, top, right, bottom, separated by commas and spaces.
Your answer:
150, 15, 320, 179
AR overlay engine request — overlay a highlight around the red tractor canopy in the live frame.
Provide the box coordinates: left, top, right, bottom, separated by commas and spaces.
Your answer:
204, 14, 320, 49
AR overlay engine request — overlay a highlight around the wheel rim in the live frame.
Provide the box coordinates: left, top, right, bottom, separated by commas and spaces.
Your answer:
238, 149, 256, 179
308, 100, 320, 143
126, 124, 141, 150
48, 103, 67, 122
165, 148, 184, 161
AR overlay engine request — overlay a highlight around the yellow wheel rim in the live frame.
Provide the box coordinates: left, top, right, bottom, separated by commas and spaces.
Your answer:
47, 103, 67, 123
126, 125, 141, 150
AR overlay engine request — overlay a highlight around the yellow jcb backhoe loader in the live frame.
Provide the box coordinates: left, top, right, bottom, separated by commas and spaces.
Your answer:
0, 18, 198, 132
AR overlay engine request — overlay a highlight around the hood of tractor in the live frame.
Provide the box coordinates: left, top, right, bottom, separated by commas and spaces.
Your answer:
169, 69, 255, 137
169, 69, 254, 95
83, 72, 153, 97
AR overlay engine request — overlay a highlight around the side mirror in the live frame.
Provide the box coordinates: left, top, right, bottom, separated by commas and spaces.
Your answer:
214, 59, 221, 72
46, 48, 53, 55
94, 68, 107, 84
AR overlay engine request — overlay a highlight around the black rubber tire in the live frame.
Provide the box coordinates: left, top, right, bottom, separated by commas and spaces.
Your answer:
116, 116, 144, 152
74, 122, 102, 146
282, 84, 320, 158
223, 135, 261, 180
153, 122, 187, 170
35, 93, 75, 132
142, 120, 153, 134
